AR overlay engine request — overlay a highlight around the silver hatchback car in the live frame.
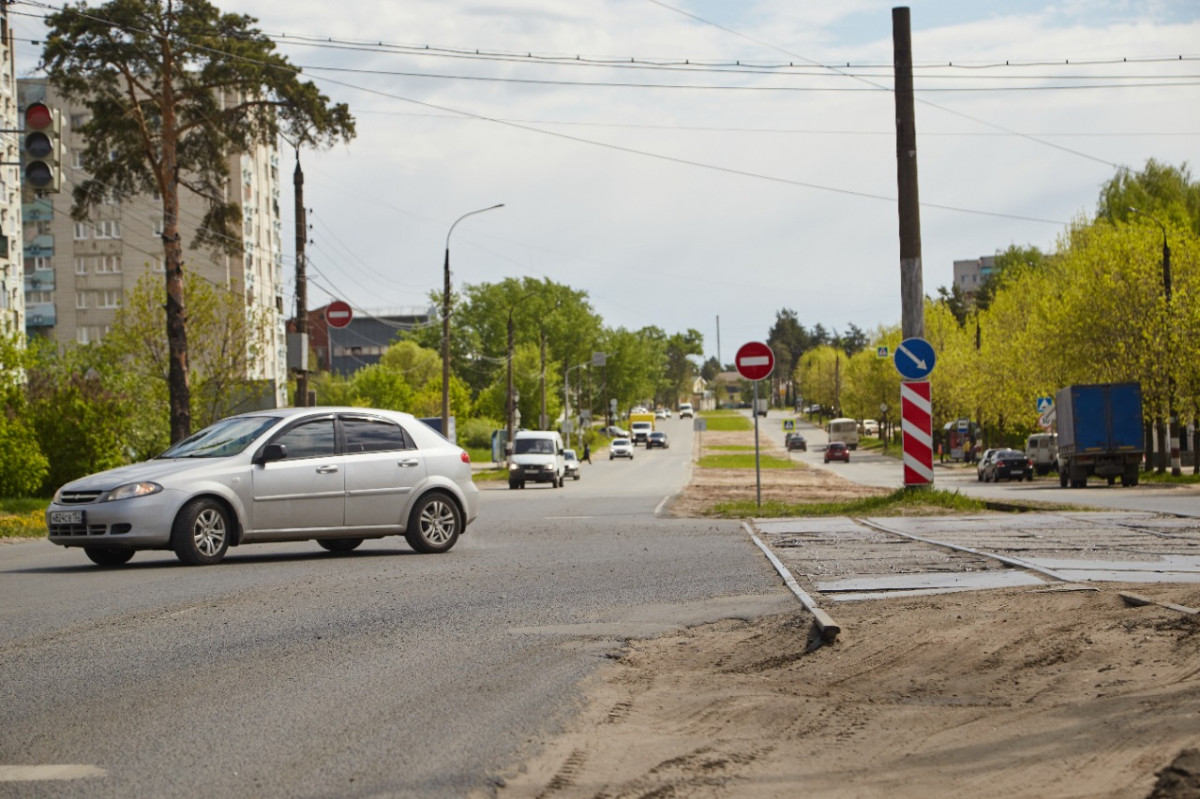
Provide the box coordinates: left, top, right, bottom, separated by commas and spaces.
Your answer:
46, 407, 480, 566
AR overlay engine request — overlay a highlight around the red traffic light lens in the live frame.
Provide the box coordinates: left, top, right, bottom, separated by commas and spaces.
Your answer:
25, 103, 52, 130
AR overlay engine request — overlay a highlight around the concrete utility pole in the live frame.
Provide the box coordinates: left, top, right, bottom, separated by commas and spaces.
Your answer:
893, 6, 924, 339
293, 153, 308, 406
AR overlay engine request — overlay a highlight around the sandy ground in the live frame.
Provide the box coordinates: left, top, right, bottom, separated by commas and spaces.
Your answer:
480, 430, 1200, 799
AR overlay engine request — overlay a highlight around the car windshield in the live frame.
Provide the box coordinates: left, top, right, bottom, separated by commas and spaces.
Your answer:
514, 438, 555, 455
158, 415, 280, 459
613, 439, 630, 446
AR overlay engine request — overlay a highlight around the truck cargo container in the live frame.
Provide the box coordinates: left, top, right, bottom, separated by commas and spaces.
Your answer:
1055, 382, 1143, 488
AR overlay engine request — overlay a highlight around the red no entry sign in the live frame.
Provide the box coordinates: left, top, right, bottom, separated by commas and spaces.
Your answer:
735, 341, 775, 381
326, 300, 353, 329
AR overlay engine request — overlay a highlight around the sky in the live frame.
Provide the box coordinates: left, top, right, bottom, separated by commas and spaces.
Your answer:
10, 0, 1200, 365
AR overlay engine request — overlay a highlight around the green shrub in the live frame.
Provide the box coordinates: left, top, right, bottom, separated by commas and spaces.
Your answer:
0, 414, 49, 498
459, 417, 501, 450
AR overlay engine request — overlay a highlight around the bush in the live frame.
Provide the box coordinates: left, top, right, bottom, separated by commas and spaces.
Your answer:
0, 414, 49, 498
459, 417, 501, 450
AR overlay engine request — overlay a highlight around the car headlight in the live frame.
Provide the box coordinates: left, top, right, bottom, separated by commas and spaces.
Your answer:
542, 464, 554, 471
103, 482, 164, 502
509, 463, 520, 472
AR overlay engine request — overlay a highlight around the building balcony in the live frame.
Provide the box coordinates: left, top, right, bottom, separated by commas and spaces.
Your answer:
25, 302, 56, 327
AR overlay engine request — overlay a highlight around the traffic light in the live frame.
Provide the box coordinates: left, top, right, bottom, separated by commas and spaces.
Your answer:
23, 101, 63, 193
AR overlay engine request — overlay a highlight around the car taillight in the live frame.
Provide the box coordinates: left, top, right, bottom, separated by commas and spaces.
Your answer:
461, 451, 471, 464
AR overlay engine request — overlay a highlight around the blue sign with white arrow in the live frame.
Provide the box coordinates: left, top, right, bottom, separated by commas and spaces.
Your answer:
893, 337, 936, 380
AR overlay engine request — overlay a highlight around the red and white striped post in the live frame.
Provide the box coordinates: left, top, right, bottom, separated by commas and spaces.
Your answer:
901, 380, 933, 486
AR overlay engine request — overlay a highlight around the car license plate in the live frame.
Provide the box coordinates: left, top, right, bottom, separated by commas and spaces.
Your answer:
50, 510, 85, 525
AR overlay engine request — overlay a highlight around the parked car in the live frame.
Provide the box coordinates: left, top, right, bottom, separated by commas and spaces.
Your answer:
647, 431, 670, 449
45, 407, 479, 567
824, 441, 850, 463
678, 402, 694, 419
861, 419, 880, 436
976, 448, 999, 481
601, 425, 630, 438
983, 449, 1034, 482
609, 438, 634, 459
563, 449, 581, 480
786, 433, 807, 451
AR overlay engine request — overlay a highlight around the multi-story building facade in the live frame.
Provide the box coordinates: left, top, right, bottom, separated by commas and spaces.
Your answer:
0, 11, 23, 339
18, 77, 288, 408
952, 255, 998, 304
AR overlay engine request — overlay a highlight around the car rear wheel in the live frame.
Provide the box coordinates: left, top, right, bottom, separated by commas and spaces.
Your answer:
317, 538, 363, 553
405, 492, 461, 554
171, 498, 231, 565
84, 546, 135, 566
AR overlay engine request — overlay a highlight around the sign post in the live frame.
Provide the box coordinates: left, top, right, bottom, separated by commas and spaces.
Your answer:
736, 341, 775, 507
893, 337, 935, 487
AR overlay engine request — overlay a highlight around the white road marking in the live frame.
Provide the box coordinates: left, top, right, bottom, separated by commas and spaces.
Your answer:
0, 765, 107, 781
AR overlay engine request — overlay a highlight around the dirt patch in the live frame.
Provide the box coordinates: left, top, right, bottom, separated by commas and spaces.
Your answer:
483, 426, 1200, 799
668, 430, 887, 517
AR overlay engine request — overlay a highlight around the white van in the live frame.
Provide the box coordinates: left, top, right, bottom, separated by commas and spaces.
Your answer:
509, 430, 566, 489
678, 402, 694, 419
826, 418, 861, 450
1025, 432, 1057, 476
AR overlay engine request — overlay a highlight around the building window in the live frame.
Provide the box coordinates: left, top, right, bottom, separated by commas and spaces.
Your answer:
75, 257, 87, 275
95, 220, 121, 239
30, 256, 49, 271
152, 256, 164, 273
74, 222, 89, 240
99, 289, 121, 308
70, 113, 87, 128
76, 292, 87, 309
36, 220, 52, 236
72, 150, 85, 169
96, 255, 122, 274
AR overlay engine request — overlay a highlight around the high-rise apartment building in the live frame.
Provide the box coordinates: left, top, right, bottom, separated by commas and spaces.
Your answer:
0, 11, 23, 339
19, 77, 288, 408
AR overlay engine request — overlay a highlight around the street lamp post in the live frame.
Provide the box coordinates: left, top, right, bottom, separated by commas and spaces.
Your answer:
442, 203, 504, 438
1129, 207, 1180, 476
564, 360, 589, 451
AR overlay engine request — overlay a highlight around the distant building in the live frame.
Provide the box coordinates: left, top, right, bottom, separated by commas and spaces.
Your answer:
953, 255, 998, 303
0, 11, 22, 340
18, 77, 288, 407
293, 304, 434, 376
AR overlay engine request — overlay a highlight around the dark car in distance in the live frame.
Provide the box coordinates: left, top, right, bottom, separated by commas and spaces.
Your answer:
983, 448, 1033, 482
824, 441, 850, 463
785, 433, 807, 451
646, 431, 670, 449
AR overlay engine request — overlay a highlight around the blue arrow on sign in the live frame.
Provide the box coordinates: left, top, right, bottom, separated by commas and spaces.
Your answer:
893, 337, 936, 380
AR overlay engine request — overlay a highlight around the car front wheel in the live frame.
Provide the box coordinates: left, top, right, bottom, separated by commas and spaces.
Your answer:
405, 492, 461, 554
171, 498, 231, 565
84, 546, 134, 566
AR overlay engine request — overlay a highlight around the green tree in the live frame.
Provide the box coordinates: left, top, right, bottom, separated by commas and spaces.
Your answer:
42, 0, 355, 442
1097, 159, 1200, 236
103, 271, 275, 456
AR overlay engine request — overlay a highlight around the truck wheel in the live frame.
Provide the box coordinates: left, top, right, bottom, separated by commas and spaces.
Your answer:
1107, 476, 1116, 486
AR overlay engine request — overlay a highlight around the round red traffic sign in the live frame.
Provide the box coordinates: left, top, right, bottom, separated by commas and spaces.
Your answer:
326, 300, 353, 329
735, 341, 774, 381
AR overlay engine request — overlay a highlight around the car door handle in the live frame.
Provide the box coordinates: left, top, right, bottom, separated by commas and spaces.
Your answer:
398, 459, 420, 468
316, 464, 340, 474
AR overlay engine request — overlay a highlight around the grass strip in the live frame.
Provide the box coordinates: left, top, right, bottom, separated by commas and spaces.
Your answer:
707, 487, 989, 518
698, 453, 794, 469
698, 412, 753, 432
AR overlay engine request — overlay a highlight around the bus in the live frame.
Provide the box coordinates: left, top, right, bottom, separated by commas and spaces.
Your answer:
826, 418, 860, 450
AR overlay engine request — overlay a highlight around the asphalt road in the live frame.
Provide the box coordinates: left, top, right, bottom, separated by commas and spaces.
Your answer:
0, 414, 791, 799
764, 411, 1200, 518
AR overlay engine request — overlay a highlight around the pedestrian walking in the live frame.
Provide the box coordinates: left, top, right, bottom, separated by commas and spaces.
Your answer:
582, 442, 591, 463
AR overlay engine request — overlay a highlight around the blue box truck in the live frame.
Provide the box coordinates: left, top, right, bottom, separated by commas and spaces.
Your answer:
1055, 382, 1143, 488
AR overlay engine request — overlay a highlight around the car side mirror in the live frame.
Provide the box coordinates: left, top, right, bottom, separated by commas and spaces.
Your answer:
257, 443, 288, 463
